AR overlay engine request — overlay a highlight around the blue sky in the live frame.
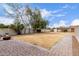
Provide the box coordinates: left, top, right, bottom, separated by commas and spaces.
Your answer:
0, 3, 79, 28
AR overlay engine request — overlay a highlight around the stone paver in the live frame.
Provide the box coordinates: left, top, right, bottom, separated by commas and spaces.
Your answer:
0, 40, 48, 56
72, 36, 79, 56
0, 35, 79, 56
49, 35, 72, 56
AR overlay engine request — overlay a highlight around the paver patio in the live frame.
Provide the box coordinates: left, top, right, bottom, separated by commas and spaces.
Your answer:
0, 39, 48, 56
49, 35, 72, 56
0, 35, 78, 56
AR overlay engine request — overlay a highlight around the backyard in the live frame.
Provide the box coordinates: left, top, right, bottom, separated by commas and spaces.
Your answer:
13, 32, 74, 49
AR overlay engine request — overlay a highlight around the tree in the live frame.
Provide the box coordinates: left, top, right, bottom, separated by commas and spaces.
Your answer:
32, 19, 48, 32
4, 4, 48, 33
4, 3, 28, 34
0, 24, 9, 28
9, 23, 24, 35
24, 6, 33, 33
31, 8, 48, 32
9, 13, 24, 35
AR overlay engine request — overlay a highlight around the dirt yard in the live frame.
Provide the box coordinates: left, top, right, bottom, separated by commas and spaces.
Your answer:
13, 32, 73, 49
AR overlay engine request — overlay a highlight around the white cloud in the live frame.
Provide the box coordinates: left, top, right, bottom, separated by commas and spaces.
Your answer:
62, 4, 76, 10
49, 20, 67, 28
71, 19, 79, 26
52, 9, 62, 13
62, 4, 69, 9
54, 14, 65, 17
40, 9, 65, 18
40, 9, 52, 18
0, 17, 14, 25
59, 20, 66, 27
3, 4, 14, 14
53, 23, 60, 28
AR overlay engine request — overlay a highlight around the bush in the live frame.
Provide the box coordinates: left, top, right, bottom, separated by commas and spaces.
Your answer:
9, 22, 24, 35
0, 24, 9, 28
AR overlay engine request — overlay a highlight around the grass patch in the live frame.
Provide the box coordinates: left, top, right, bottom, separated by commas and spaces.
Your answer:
13, 32, 73, 49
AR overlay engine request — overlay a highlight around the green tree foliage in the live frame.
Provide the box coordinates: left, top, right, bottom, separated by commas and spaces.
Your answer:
4, 4, 48, 33
0, 24, 9, 28
9, 22, 24, 35
9, 14, 24, 35
31, 8, 48, 32
4, 3, 28, 34
24, 7, 48, 33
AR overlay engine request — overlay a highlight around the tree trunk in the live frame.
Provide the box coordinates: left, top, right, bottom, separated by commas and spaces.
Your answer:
36, 29, 41, 33
16, 30, 21, 35
24, 28, 26, 34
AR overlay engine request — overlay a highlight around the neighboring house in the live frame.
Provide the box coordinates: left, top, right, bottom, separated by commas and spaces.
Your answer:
0, 26, 78, 36
51, 26, 78, 32
41, 29, 50, 32
73, 25, 79, 36
0, 28, 17, 36
68, 26, 75, 32
0, 27, 34, 36
50, 28, 59, 32
53, 28, 58, 32
51, 27, 68, 32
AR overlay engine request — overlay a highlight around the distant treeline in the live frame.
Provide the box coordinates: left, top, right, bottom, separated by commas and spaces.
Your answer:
0, 24, 9, 28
